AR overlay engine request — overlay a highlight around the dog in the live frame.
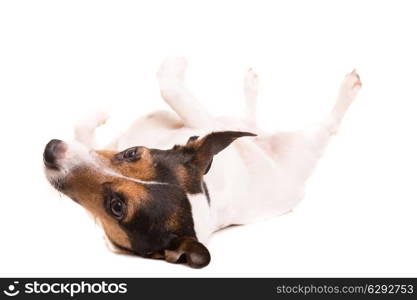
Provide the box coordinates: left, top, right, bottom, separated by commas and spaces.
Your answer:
43, 58, 361, 268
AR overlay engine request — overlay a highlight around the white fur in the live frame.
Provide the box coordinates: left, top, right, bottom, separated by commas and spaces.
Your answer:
48, 58, 361, 243
187, 193, 213, 244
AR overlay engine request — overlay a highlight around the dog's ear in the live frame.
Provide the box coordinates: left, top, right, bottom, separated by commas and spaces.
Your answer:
164, 237, 210, 268
186, 131, 256, 175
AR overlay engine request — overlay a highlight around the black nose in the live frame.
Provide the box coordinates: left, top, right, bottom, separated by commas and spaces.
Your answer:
43, 139, 64, 169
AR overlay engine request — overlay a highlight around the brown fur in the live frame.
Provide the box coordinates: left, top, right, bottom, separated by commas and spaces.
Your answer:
175, 165, 190, 191
97, 149, 155, 181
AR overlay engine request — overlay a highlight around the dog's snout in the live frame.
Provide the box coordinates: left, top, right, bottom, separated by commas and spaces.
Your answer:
43, 139, 66, 169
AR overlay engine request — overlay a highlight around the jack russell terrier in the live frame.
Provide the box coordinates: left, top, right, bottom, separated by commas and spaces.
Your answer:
43, 58, 361, 268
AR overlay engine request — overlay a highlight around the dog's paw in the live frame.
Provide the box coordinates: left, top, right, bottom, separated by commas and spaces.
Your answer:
157, 57, 187, 83
244, 68, 259, 95
339, 69, 362, 100
74, 111, 109, 147
90, 110, 109, 127
77, 110, 109, 130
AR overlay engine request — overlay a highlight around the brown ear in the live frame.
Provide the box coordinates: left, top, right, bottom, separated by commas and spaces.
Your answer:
164, 237, 211, 268
190, 131, 256, 174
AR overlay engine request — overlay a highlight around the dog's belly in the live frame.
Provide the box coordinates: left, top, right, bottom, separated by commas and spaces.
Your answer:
204, 146, 306, 230
113, 110, 306, 236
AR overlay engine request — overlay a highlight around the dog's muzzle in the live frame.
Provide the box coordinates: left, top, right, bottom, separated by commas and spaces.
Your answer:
43, 139, 66, 170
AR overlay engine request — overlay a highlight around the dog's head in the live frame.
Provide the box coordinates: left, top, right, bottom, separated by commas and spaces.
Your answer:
43, 131, 254, 268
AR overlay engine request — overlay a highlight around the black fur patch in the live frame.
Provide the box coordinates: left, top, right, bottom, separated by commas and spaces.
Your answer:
121, 184, 196, 257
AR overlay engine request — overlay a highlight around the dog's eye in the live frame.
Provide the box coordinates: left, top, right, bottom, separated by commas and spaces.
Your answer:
109, 198, 126, 220
123, 147, 139, 162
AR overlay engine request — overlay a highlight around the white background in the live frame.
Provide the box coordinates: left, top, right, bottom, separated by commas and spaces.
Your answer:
1, 0, 416, 277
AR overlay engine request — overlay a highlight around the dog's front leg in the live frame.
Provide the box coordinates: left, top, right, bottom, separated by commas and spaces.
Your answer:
157, 57, 216, 129
74, 111, 109, 148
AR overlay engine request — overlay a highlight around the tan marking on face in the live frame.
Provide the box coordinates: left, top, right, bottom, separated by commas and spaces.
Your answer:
100, 215, 131, 249
164, 205, 182, 231
175, 165, 189, 190
96, 148, 155, 181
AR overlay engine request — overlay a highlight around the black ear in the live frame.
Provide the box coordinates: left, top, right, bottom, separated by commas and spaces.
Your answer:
164, 237, 211, 268
190, 131, 256, 174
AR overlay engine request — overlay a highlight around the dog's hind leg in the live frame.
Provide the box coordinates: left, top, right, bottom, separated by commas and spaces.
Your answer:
262, 70, 362, 181
328, 70, 362, 135
74, 111, 109, 148
214, 68, 260, 132
244, 68, 259, 128
157, 57, 217, 129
